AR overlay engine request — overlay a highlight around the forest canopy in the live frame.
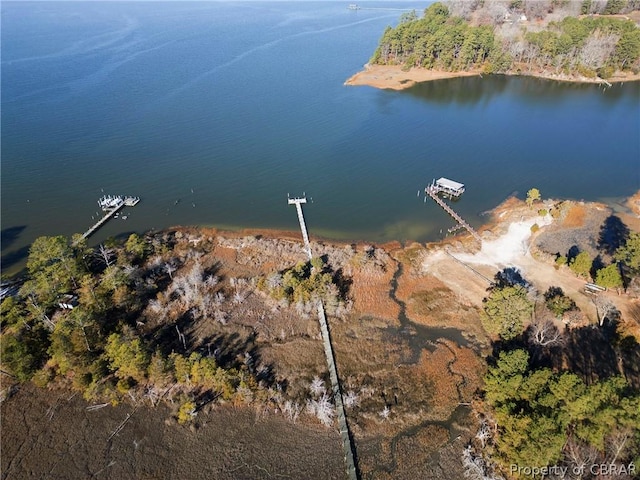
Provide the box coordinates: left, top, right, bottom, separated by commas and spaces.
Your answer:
370, 1, 640, 78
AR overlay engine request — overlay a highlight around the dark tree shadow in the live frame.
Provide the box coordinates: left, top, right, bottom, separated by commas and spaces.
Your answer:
597, 215, 629, 256
563, 321, 620, 384
522, 324, 566, 371
147, 311, 196, 356
1, 226, 26, 250
1, 245, 30, 272
590, 254, 605, 279
332, 267, 353, 301
489, 318, 640, 388
488, 336, 530, 366
491, 267, 530, 290
616, 334, 640, 390
567, 245, 581, 262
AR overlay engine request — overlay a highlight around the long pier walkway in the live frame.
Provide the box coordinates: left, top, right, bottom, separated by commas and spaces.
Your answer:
288, 197, 312, 259
425, 185, 482, 244
80, 195, 140, 241
288, 196, 358, 480
82, 203, 125, 239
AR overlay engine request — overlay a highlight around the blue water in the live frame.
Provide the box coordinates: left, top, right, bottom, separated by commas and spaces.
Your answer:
2, 1, 639, 271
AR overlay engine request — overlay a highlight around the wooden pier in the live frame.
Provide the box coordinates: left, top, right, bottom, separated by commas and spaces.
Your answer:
348, 4, 414, 11
288, 195, 358, 480
425, 178, 482, 244
80, 195, 140, 240
287, 196, 312, 259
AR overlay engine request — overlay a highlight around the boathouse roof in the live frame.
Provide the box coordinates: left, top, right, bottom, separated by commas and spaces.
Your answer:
435, 177, 464, 192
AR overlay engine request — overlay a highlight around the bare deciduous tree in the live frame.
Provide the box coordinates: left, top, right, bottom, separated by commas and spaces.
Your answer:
204, 274, 219, 288
579, 32, 620, 70
309, 376, 326, 397
462, 444, 502, 480
475, 418, 492, 449
606, 428, 633, 466
282, 400, 301, 422
213, 309, 228, 325
379, 405, 391, 420
164, 262, 176, 280
306, 393, 335, 427
531, 320, 564, 346
445, 0, 482, 20
592, 295, 619, 326
97, 244, 115, 267
564, 437, 599, 478
343, 390, 360, 409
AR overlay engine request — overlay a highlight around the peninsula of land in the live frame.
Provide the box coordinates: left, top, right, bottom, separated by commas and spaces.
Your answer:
346, 1, 640, 90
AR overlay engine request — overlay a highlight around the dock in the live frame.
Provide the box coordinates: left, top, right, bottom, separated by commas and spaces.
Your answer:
288, 195, 358, 480
80, 195, 140, 240
348, 4, 414, 11
425, 178, 482, 244
287, 196, 312, 259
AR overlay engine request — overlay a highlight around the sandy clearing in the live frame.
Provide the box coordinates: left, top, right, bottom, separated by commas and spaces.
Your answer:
456, 216, 551, 270
420, 207, 634, 324
344, 64, 640, 91
344, 64, 482, 90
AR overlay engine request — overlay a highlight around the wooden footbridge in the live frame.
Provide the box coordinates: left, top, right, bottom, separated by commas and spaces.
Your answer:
80, 195, 140, 240
288, 195, 359, 480
425, 178, 482, 244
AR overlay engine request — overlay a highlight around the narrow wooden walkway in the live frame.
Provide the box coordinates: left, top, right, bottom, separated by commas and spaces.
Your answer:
288, 196, 358, 480
81, 203, 125, 239
79, 195, 140, 241
425, 185, 482, 244
288, 197, 312, 259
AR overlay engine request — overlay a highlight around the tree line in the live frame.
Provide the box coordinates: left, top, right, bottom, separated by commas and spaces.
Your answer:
0, 230, 357, 427
370, 2, 640, 79
467, 198, 640, 479
0, 233, 270, 423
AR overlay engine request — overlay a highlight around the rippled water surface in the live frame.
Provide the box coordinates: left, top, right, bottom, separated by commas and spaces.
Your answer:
2, 1, 639, 270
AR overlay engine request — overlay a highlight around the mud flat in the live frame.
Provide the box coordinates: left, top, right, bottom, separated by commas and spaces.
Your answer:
1, 383, 345, 480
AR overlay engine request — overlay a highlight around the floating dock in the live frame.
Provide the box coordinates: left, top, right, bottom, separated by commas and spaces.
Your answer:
80, 195, 140, 240
425, 178, 482, 244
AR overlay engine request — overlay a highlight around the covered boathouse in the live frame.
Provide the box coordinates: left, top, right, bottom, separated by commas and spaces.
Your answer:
432, 177, 465, 197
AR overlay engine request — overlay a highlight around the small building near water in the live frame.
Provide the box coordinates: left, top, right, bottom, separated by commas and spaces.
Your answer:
434, 177, 465, 197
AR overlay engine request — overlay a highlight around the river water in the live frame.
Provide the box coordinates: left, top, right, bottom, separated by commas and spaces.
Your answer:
2, 1, 639, 271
